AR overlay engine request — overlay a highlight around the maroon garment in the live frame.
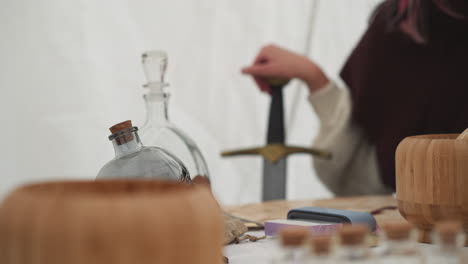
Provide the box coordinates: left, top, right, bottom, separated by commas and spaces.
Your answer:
340, 1, 468, 189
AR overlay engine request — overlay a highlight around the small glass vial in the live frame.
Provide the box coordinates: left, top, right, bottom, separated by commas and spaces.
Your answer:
271, 227, 309, 264
305, 235, 335, 264
428, 221, 466, 264
336, 224, 373, 263
378, 222, 423, 264
97, 120, 190, 182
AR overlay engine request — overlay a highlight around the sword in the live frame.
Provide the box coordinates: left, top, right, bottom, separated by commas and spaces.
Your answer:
221, 79, 331, 201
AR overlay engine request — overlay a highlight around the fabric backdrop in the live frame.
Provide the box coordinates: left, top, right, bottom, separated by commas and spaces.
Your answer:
0, 0, 381, 204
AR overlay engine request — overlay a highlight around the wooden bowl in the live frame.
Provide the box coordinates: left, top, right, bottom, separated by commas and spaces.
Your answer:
396, 134, 468, 242
0, 180, 224, 264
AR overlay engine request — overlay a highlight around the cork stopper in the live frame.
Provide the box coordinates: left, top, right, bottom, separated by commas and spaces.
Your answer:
381, 221, 414, 240
310, 235, 332, 255
110, 120, 133, 134
279, 227, 309, 247
109, 120, 136, 145
435, 221, 463, 245
338, 224, 369, 246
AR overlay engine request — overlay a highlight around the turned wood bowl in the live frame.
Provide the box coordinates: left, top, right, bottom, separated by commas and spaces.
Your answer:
0, 180, 224, 264
396, 134, 468, 242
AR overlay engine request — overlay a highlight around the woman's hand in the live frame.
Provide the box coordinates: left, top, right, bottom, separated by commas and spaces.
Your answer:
241, 44, 329, 93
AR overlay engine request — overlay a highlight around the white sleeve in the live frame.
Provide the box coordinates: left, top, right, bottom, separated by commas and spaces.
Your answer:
308, 81, 391, 196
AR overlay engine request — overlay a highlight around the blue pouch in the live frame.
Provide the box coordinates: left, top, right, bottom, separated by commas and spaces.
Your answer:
287, 207, 377, 231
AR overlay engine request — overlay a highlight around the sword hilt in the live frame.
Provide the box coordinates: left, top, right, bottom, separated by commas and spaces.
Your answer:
266, 78, 289, 144
266, 78, 290, 88
221, 144, 332, 163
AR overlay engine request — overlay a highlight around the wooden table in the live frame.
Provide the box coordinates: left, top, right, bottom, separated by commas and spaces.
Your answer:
224, 195, 403, 226
223, 195, 468, 264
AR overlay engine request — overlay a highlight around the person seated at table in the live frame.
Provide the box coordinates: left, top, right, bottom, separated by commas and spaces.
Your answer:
242, 0, 468, 196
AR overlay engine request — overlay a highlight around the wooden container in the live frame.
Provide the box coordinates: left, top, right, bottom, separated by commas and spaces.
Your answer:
396, 134, 468, 242
0, 180, 224, 264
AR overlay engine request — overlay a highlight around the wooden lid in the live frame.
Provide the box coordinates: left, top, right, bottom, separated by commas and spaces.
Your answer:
381, 221, 414, 240
338, 224, 368, 245
279, 227, 308, 246
110, 120, 133, 134
310, 235, 332, 255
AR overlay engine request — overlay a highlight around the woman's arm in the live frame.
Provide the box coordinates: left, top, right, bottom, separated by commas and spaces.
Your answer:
242, 44, 390, 195
309, 81, 391, 196
241, 44, 329, 93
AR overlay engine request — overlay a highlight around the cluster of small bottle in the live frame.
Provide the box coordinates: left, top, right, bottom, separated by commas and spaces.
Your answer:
272, 221, 466, 264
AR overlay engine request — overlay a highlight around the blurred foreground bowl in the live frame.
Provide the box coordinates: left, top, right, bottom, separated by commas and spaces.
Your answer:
0, 179, 224, 264
396, 134, 468, 242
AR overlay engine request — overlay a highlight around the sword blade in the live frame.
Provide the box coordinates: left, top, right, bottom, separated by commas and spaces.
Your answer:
262, 158, 286, 201
262, 82, 287, 201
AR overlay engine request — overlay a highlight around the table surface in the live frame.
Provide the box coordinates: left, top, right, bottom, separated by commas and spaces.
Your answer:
224, 195, 403, 225
223, 195, 409, 264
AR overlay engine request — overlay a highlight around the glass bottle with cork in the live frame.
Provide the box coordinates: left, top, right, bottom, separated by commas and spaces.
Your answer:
305, 235, 335, 264
428, 221, 466, 264
378, 221, 423, 264
336, 224, 373, 263
97, 120, 190, 182
139, 50, 210, 184
272, 227, 309, 264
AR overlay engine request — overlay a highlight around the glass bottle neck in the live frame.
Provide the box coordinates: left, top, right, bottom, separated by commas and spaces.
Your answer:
111, 131, 143, 158
143, 92, 170, 125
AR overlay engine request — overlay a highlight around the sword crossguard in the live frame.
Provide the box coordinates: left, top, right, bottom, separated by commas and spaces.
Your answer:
266, 78, 290, 88
221, 143, 332, 163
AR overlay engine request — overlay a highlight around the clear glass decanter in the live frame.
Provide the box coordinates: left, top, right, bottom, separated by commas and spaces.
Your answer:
97, 120, 190, 182
139, 50, 210, 183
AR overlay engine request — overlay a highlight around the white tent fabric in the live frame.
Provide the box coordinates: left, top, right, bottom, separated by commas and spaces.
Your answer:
0, 0, 381, 204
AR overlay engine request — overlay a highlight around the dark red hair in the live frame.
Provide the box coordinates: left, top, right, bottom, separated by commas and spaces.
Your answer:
372, 0, 467, 44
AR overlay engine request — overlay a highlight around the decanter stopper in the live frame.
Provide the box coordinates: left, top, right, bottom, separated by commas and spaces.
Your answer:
142, 50, 168, 87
